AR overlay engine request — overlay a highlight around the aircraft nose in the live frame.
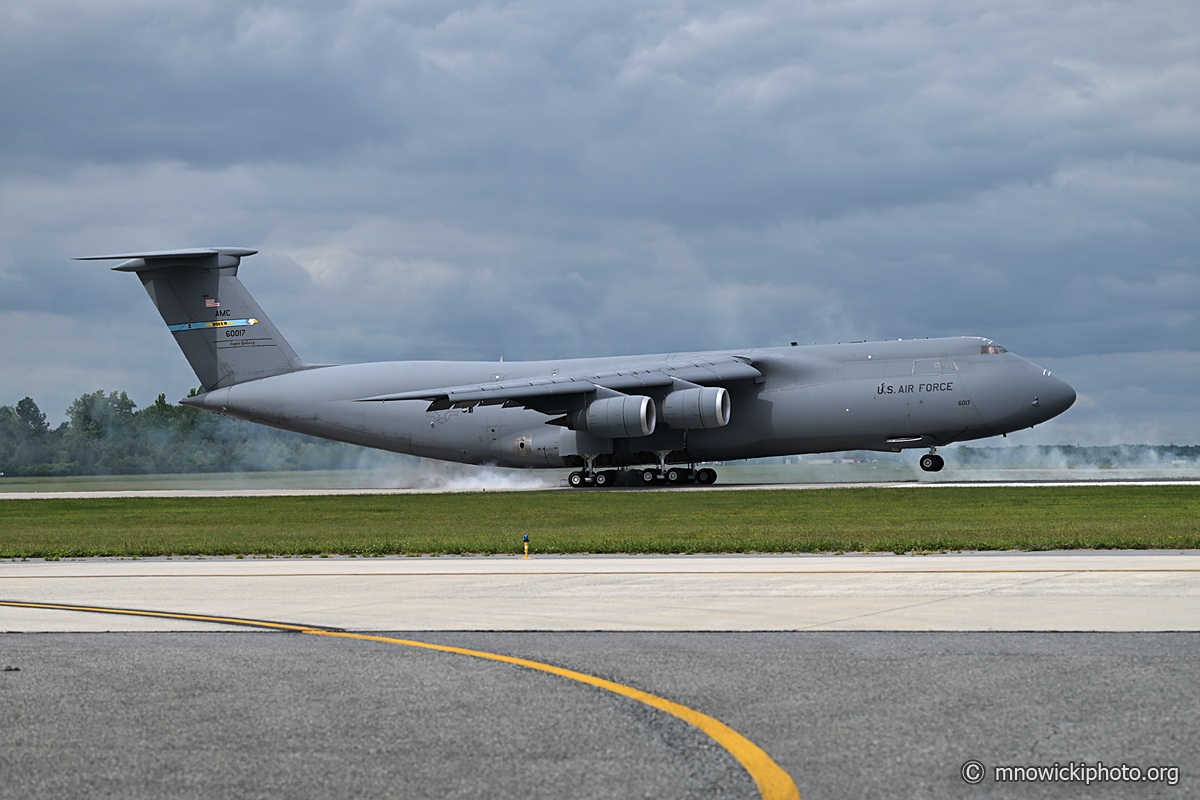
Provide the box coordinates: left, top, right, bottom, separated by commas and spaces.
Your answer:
968, 357, 1076, 435
1037, 370, 1076, 418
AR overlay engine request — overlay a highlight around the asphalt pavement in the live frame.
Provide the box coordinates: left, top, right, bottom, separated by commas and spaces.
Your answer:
2, 630, 1195, 799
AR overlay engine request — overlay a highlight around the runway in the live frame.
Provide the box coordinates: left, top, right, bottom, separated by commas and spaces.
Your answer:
3, 477, 1199, 499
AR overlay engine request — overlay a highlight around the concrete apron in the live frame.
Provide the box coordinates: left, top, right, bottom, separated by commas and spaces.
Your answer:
2, 551, 1197, 632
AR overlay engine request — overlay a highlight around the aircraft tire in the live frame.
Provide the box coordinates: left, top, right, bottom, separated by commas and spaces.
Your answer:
568, 471, 585, 488
639, 469, 657, 485
919, 454, 937, 472
931, 454, 945, 472
666, 468, 684, 485
696, 468, 717, 485
593, 471, 611, 488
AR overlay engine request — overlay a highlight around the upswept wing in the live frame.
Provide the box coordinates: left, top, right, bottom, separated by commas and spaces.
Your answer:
356, 355, 761, 412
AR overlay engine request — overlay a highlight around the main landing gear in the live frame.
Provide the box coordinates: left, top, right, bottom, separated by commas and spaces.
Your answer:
919, 449, 945, 473
566, 465, 719, 488
649, 466, 717, 486
567, 462, 620, 488
644, 452, 717, 486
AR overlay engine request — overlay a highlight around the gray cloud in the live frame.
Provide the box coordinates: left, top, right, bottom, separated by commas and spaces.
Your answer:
1, 0, 1198, 443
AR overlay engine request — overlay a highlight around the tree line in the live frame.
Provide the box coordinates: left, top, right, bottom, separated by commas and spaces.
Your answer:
0, 391, 384, 477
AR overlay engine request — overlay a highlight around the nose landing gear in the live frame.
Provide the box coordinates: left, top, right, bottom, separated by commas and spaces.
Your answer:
919, 449, 945, 472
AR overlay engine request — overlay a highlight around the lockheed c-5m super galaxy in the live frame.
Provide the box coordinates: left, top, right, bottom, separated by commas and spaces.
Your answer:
80, 247, 1077, 487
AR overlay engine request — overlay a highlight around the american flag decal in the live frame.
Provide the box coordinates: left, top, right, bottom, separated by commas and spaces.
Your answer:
205, 298, 220, 308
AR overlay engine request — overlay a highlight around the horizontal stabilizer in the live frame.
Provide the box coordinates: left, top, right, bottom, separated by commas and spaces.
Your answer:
76, 248, 258, 260
76, 248, 258, 273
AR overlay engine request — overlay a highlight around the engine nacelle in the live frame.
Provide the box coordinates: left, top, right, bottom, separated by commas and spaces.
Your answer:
574, 395, 656, 438
662, 387, 730, 429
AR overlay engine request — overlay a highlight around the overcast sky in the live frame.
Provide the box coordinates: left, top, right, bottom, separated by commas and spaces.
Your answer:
2, 0, 1197, 445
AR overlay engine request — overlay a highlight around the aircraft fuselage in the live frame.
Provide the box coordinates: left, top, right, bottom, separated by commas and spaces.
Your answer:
182, 336, 1075, 470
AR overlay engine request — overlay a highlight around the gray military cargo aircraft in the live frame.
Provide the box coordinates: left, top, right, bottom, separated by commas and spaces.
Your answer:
80, 247, 1076, 486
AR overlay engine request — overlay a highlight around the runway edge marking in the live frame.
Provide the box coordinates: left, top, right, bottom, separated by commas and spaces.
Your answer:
0, 600, 800, 800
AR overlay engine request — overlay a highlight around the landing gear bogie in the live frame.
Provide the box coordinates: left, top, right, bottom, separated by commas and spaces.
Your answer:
570, 465, 720, 488
567, 469, 623, 488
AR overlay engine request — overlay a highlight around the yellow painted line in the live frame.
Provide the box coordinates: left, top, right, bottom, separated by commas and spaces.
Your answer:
0, 600, 318, 632
0, 600, 801, 800
311, 630, 800, 800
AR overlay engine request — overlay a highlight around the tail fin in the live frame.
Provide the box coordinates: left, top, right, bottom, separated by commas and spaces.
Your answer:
77, 248, 307, 390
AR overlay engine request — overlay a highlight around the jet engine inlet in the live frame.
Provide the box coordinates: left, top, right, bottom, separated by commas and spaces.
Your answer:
662, 387, 730, 429
576, 395, 656, 438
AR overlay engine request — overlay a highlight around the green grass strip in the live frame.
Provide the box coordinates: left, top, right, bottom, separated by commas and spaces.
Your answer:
2, 486, 1197, 559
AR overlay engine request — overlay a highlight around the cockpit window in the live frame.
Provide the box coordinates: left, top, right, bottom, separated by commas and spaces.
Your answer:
981, 344, 1008, 355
